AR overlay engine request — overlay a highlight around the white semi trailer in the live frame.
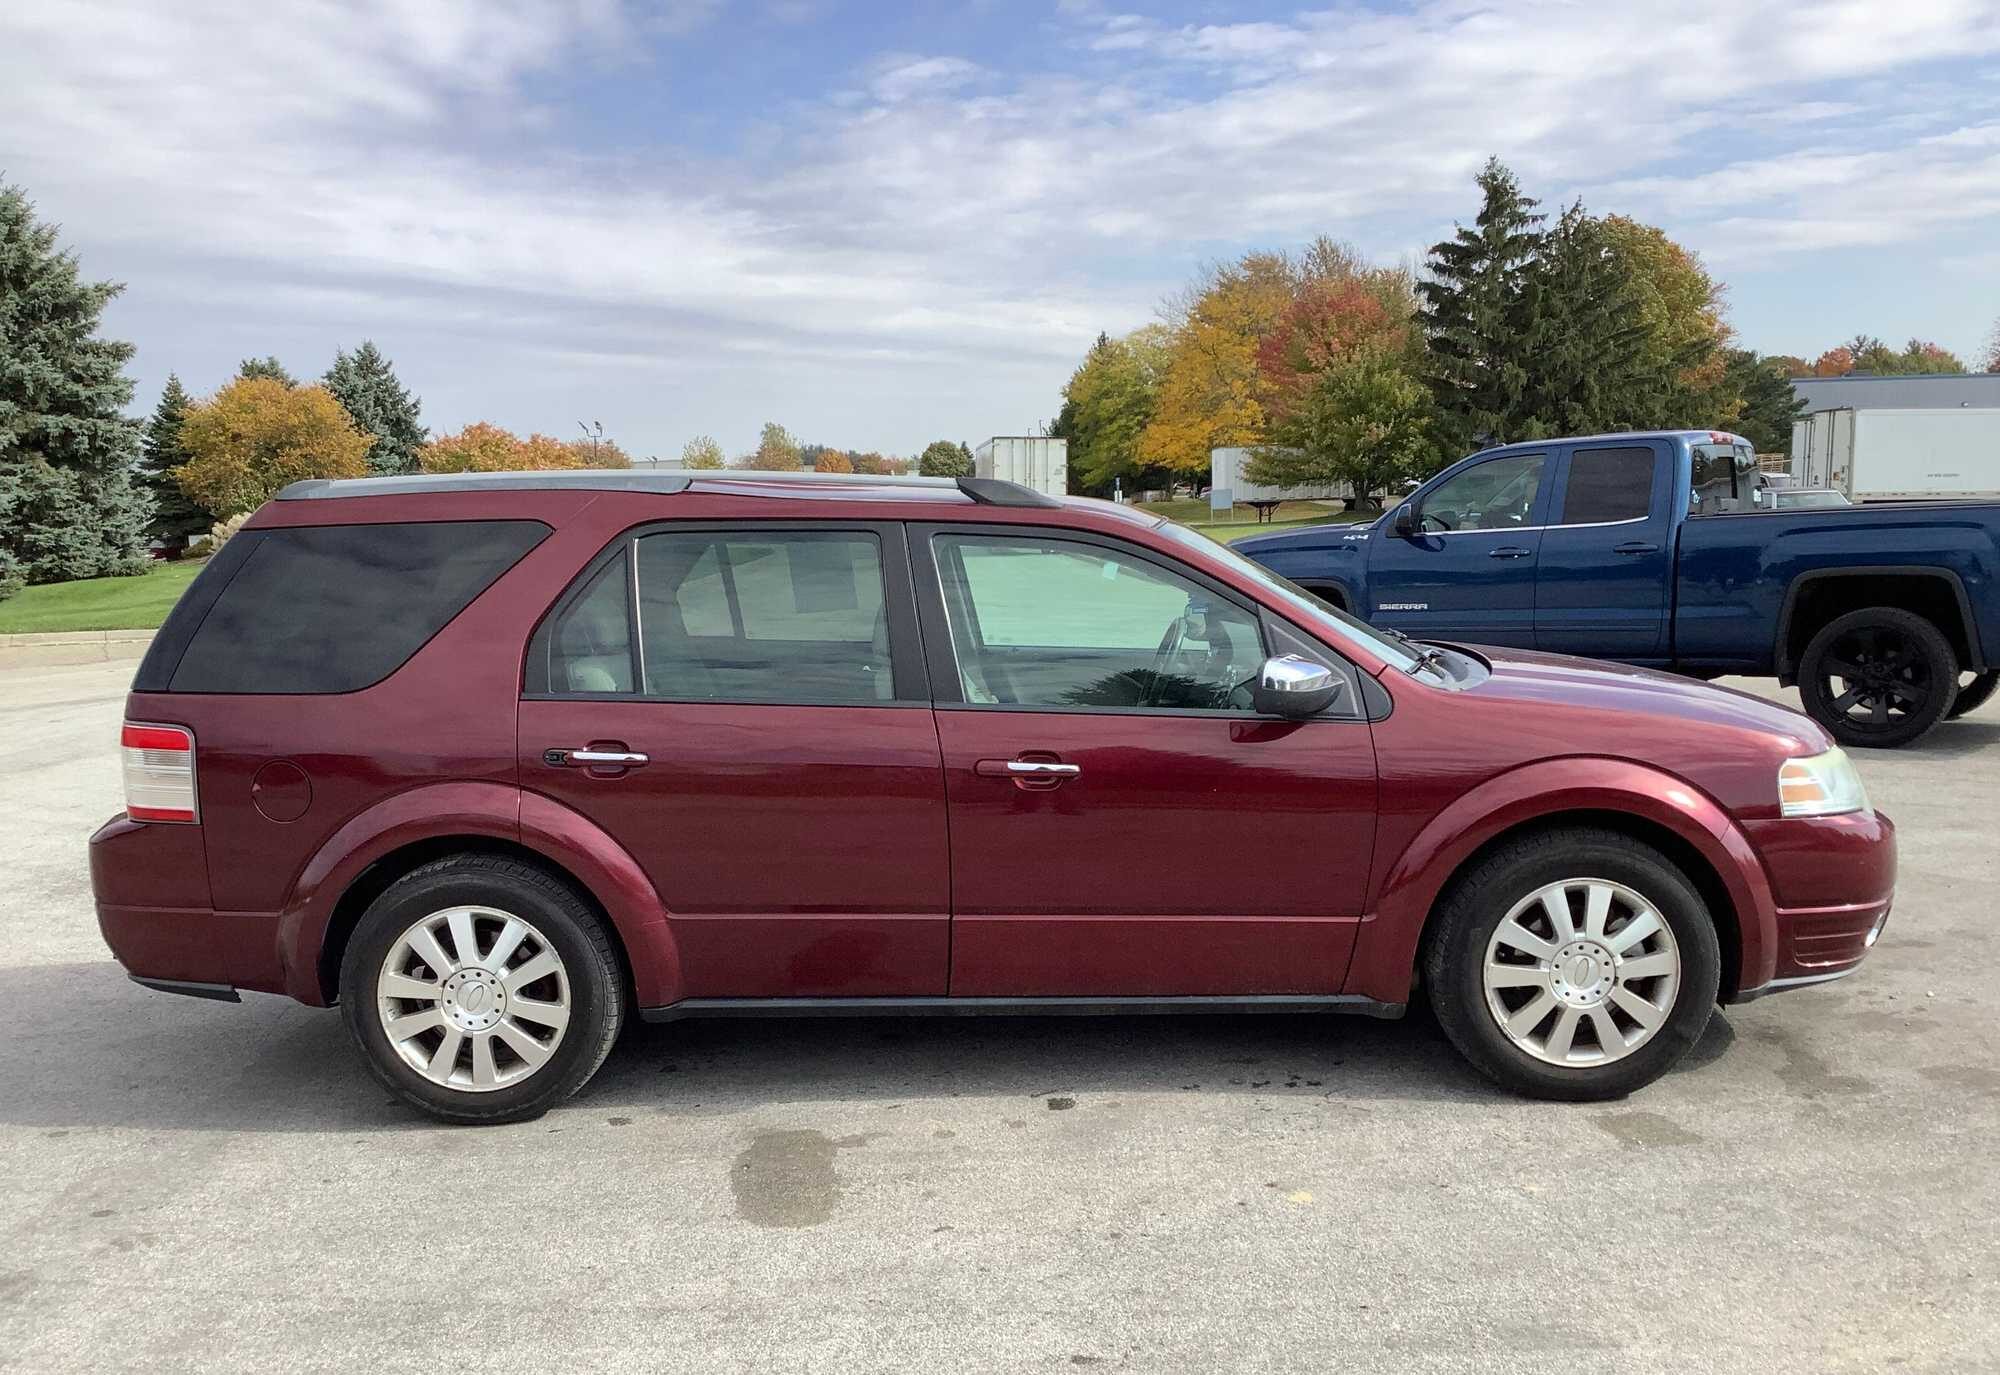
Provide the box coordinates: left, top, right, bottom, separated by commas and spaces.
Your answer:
1790, 407, 2000, 501
974, 436, 1068, 498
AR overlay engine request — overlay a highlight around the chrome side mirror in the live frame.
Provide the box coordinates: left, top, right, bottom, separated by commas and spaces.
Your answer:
1391, 503, 1417, 538
1252, 654, 1343, 719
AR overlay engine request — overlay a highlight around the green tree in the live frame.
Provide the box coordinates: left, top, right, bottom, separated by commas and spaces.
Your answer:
741, 422, 802, 471
918, 438, 973, 477
1721, 350, 1807, 453
680, 435, 725, 469
1057, 327, 1171, 494
1514, 203, 1654, 436
1246, 346, 1436, 508
1595, 214, 1732, 427
137, 374, 211, 548
175, 378, 372, 515
323, 341, 426, 475
1418, 158, 1547, 451
237, 356, 296, 385
0, 182, 153, 593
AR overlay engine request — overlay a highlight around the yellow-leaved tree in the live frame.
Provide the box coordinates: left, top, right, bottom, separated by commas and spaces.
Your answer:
1138, 252, 1297, 480
174, 378, 373, 517
417, 424, 630, 472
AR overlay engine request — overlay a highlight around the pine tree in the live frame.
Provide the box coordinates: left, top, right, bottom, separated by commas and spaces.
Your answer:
324, 341, 426, 475
238, 356, 295, 385
1515, 203, 1652, 436
137, 374, 210, 548
0, 182, 152, 592
1417, 158, 1546, 450
1722, 350, 1807, 453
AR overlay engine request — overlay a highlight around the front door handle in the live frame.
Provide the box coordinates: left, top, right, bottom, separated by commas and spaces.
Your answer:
1613, 541, 1660, 555
545, 747, 649, 767
1488, 546, 1532, 560
975, 759, 1081, 778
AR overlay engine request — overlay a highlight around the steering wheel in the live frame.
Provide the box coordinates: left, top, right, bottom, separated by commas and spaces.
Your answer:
1145, 615, 1186, 707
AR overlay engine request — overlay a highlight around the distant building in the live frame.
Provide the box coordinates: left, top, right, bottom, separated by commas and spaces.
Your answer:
1790, 372, 2000, 412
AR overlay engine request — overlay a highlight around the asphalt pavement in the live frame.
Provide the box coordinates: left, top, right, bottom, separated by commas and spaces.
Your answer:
2, 659, 1995, 1373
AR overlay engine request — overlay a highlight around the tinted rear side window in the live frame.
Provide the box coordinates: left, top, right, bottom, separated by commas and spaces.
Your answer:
1558, 446, 1656, 524
164, 521, 548, 694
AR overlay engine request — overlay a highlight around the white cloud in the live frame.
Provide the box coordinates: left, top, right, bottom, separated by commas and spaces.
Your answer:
4, 0, 2000, 453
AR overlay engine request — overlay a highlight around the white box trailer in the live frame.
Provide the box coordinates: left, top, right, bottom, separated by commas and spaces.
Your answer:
974, 436, 1067, 498
1790, 407, 2000, 501
1208, 447, 1349, 513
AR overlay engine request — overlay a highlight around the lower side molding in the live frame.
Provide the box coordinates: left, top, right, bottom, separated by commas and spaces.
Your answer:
130, 975, 242, 1003
1728, 965, 1861, 1004
640, 993, 1405, 1024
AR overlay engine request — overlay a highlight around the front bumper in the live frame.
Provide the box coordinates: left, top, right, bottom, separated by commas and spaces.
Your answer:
1731, 809, 1896, 1001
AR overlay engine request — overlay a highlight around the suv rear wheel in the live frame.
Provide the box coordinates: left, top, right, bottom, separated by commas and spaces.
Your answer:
339, 855, 624, 1124
1796, 606, 1958, 749
1423, 828, 1720, 1101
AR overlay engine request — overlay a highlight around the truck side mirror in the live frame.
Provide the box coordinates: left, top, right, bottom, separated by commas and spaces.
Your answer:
1391, 503, 1417, 538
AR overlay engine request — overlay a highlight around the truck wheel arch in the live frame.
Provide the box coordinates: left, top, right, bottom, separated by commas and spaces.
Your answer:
1345, 759, 1777, 1007
1776, 566, 1984, 682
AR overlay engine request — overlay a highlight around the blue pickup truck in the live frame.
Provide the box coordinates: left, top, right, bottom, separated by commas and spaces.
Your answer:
1235, 430, 2000, 748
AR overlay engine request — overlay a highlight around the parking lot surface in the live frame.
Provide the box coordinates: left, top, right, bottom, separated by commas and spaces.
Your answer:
2, 659, 1996, 1373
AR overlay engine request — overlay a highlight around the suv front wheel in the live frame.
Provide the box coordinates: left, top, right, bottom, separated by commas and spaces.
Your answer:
339, 855, 625, 1124
1423, 828, 1720, 1101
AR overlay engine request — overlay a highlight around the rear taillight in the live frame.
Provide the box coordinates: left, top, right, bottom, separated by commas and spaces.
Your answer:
122, 722, 198, 823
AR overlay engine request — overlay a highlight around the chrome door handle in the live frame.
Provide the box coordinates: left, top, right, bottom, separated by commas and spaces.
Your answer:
548, 748, 649, 766
1488, 546, 1532, 559
974, 758, 1081, 780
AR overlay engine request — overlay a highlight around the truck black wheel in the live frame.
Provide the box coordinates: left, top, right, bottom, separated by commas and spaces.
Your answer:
1797, 607, 1958, 749
1948, 670, 1999, 720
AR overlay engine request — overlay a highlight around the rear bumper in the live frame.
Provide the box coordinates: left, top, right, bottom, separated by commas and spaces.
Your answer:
92, 813, 287, 996
1730, 809, 1896, 1001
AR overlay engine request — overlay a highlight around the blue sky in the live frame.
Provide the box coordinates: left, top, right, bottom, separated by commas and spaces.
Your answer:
4, 0, 1999, 460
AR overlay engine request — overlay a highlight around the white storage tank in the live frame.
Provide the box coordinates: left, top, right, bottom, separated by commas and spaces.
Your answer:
974, 436, 1068, 497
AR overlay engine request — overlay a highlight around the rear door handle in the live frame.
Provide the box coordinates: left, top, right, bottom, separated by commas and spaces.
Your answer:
1613, 541, 1660, 555
545, 747, 649, 767
1488, 546, 1532, 560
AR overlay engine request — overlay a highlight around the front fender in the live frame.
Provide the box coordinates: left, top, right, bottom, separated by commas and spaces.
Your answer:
275, 782, 680, 1008
1343, 757, 1779, 1004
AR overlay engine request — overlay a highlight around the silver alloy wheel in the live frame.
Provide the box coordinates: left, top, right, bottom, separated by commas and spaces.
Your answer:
1482, 877, 1681, 1067
376, 905, 572, 1093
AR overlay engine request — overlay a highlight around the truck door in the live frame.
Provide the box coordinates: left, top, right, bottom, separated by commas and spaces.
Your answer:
1364, 450, 1551, 646
1534, 441, 1672, 662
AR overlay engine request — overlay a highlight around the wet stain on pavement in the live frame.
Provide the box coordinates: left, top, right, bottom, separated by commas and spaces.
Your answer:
1761, 1028, 1874, 1098
1047, 1096, 1076, 1111
731, 1130, 841, 1228
1593, 1111, 1703, 1147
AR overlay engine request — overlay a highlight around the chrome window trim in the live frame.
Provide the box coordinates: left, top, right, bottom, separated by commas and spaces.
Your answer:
1410, 514, 1651, 537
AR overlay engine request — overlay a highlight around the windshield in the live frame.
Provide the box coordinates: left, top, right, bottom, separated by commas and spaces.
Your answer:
1149, 520, 1432, 675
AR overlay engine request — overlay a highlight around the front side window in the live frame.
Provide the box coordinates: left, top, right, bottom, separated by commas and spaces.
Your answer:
1419, 454, 1547, 532
934, 534, 1264, 711
537, 530, 892, 703
1558, 446, 1656, 525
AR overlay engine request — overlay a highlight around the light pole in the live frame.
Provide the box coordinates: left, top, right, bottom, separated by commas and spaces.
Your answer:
578, 420, 603, 464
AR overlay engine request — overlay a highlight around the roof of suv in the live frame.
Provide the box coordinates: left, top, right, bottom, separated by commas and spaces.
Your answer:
275, 469, 1064, 509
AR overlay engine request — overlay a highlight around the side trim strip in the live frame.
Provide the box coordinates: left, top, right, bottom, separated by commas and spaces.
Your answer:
1728, 966, 1861, 1004
640, 994, 1406, 1023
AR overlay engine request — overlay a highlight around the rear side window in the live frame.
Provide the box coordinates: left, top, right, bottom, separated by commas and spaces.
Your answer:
163, 521, 548, 694
1558, 446, 1656, 524
533, 530, 893, 704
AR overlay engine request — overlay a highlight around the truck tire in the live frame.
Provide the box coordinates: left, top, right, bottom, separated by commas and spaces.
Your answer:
1949, 670, 1999, 720
1422, 827, 1719, 1102
1797, 607, 1959, 749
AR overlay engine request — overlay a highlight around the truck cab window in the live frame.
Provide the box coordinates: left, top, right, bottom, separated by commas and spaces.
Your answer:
1419, 453, 1547, 532
1558, 446, 1656, 524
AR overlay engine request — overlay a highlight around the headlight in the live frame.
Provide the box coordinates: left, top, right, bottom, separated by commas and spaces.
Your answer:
1778, 748, 1870, 818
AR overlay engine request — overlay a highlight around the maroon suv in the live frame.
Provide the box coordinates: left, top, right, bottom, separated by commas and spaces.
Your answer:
91, 471, 1895, 1123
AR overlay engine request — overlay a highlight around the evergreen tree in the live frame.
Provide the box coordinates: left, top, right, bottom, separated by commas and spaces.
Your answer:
324, 341, 426, 475
137, 374, 210, 548
1722, 350, 1807, 453
0, 182, 152, 592
1417, 158, 1546, 451
238, 356, 295, 385
1514, 203, 1653, 436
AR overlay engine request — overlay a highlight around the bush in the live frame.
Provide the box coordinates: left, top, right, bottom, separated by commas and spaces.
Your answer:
175, 378, 373, 517
184, 512, 249, 559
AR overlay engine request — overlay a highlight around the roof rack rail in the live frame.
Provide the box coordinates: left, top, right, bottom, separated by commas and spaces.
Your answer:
274, 468, 1067, 506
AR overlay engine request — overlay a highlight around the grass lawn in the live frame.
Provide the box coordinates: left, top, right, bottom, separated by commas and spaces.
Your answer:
0, 560, 206, 635
1134, 497, 1378, 543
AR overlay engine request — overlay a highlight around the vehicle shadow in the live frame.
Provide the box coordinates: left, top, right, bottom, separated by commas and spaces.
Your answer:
0, 960, 1738, 1133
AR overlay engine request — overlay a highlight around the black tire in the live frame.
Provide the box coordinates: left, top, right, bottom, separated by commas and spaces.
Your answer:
1948, 670, 1999, 720
339, 855, 624, 1125
1422, 827, 1721, 1102
1796, 607, 1958, 749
